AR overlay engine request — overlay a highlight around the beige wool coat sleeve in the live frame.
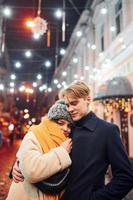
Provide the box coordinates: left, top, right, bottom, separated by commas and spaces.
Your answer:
6, 131, 71, 200
17, 131, 72, 183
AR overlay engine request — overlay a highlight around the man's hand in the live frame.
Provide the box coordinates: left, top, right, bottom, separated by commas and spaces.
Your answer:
12, 160, 24, 183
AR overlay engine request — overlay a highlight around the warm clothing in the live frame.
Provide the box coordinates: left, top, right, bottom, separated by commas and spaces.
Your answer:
30, 117, 69, 153
6, 118, 71, 200
61, 111, 133, 200
48, 100, 73, 123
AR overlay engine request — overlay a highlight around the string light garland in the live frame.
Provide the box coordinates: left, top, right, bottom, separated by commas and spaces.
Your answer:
94, 95, 133, 115
94, 95, 133, 152
103, 97, 132, 114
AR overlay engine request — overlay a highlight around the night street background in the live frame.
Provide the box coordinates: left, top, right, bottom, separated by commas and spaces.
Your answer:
0, 140, 21, 200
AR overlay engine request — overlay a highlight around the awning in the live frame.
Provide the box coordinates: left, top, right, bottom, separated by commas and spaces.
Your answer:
94, 77, 133, 101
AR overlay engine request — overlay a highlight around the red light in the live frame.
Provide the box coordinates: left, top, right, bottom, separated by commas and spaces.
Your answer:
26, 19, 34, 28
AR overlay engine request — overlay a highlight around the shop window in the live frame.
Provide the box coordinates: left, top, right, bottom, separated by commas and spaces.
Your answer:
115, 0, 123, 35
99, 24, 104, 52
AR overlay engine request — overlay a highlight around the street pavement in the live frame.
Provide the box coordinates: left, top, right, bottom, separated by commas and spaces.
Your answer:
0, 139, 21, 200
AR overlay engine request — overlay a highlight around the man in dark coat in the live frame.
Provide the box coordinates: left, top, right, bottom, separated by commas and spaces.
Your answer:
60, 80, 133, 200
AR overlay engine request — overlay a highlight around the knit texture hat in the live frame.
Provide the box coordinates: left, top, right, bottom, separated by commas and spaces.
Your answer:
47, 100, 73, 123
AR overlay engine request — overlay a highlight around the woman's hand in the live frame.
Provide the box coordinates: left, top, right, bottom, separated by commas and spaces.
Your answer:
12, 160, 24, 183
61, 139, 72, 154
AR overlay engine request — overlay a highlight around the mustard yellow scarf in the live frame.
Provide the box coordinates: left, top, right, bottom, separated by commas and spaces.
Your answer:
29, 117, 68, 200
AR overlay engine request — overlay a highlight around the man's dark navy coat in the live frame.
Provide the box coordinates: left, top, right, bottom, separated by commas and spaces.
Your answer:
61, 112, 133, 200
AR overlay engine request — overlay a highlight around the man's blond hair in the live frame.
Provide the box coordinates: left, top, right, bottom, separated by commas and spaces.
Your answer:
59, 80, 90, 99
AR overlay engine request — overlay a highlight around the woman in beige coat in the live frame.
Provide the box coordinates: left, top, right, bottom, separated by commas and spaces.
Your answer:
6, 100, 73, 200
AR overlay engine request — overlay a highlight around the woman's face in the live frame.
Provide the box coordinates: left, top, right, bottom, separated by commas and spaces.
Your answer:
57, 119, 71, 137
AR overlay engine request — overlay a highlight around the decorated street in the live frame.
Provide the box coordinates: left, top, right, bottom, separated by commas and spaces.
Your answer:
0, 140, 21, 200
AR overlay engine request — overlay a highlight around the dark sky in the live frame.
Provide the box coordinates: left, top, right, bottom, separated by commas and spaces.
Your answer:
2, 0, 89, 85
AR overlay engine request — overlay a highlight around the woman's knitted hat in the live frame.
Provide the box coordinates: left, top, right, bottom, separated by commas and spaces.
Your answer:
47, 100, 73, 123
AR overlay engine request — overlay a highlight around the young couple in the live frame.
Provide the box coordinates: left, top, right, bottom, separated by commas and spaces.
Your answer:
7, 81, 133, 200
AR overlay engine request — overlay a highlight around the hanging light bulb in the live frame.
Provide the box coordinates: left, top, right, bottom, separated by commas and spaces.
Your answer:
47, 29, 51, 47
32, 16, 47, 35
31, 0, 48, 36
62, 0, 66, 42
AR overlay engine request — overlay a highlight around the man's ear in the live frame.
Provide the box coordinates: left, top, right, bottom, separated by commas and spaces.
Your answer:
86, 96, 91, 103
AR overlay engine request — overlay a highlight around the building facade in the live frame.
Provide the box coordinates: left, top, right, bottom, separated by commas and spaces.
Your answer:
53, 0, 133, 157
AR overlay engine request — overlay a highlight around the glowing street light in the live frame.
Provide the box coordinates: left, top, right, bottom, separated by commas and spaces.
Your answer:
33, 33, 41, 40
26, 20, 34, 28
55, 9, 62, 18
74, 74, 78, 79
24, 113, 30, 119
10, 74, 16, 80
8, 124, 14, 131
9, 82, 15, 87
76, 31, 82, 37
3, 7, 12, 17
101, 8, 108, 15
110, 26, 116, 32
62, 71, 67, 76
48, 87, 52, 92
73, 58, 78, 63
15, 61, 21, 68
60, 48, 65, 55
25, 50, 32, 58
45, 60, 51, 68
91, 44, 96, 50
57, 84, 61, 88
33, 82, 37, 87
0, 84, 4, 90
19, 85, 25, 92
25, 88, 34, 94
37, 74, 42, 80
53, 79, 58, 84
31, 118, 36, 123
24, 109, 29, 113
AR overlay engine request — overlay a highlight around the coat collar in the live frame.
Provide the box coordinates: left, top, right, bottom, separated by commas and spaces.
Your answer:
74, 111, 98, 132
83, 111, 98, 131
